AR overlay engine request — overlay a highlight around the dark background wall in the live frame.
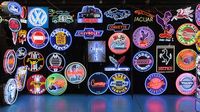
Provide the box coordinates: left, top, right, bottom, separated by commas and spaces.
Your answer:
0, 0, 198, 95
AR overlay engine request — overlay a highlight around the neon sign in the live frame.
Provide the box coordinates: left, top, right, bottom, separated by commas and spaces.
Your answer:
65, 62, 87, 84
75, 28, 103, 40
16, 47, 27, 60
176, 73, 197, 95
18, 30, 27, 45
171, 7, 194, 22
104, 56, 130, 71
156, 45, 175, 73
27, 27, 49, 49
156, 11, 174, 41
132, 26, 155, 49
15, 66, 28, 91
50, 28, 72, 51
88, 72, 109, 95
23, 51, 44, 72
1, 1, 22, 15
176, 49, 197, 71
88, 41, 105, 62
46, 52, 66, 72
3, 49, 17, 74
109, 73, 130, 95
28, 7, 48, 28
108, 33, 130, 55
132, 51, 154, 72
196, 4, 200, 26
176, 23, 198, 46
104, 8, 131, 21
4, 79, 18, 105
77, 5, 103, 23
45, 73, 67, 96
196, 31, 200, 52
27, 74, 46, 95
145, 73, 167, 95
134, 10, 154, 23
49, 9, 74, 24
107, 22, 130, 32
9, 18, 21, 45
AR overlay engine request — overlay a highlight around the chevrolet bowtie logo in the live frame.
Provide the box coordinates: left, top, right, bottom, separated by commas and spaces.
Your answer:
75, 28, 103, 39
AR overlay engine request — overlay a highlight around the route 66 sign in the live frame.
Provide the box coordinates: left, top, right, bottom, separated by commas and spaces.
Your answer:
156, 45, 175, 73
28, 7, 48, 28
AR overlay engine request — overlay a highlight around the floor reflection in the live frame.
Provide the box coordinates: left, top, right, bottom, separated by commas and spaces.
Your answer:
0, 94, 198, 112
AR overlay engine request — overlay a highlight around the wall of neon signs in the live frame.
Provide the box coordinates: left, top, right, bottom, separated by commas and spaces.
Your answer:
0, 2, 199, 95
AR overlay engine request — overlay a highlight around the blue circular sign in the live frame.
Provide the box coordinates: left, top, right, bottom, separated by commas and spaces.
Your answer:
132, 51, 154, 72
50, 28, 72, 51
16, 47, 27, 60
7, 1, 22, 15
88, 72, 109, 95
27, 27, 49, 49
109, 73, 130, 95
145, 73, 167, 95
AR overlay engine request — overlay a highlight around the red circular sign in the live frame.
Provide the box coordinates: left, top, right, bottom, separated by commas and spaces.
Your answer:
32, 31, 46, 45
26, 74, 46, 95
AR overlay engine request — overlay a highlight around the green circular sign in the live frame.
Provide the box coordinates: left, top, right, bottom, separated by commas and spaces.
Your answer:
176, 23, 198, 46
45, 73, 67, 95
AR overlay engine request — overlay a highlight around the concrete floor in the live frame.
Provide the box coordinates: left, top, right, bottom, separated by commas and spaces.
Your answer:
0, 94, 198, 112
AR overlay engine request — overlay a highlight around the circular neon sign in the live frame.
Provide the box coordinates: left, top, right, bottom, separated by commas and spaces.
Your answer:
16, 47, 27, 60
8, 18, 21, 32
108, 33, 130, 55
145, 73, 167, 95
132, 26, 155, 49
27, 74, 46, 95
27, 27, 49, 49
109, 73, 130, 95
65, 62, 87, 84
132, 51, 154, 72
3, 49, 17, 74
176, 73, 197, 95
45, 73, 67, 95
50, 28, 72, 51
176, 49, 197, 71
88, 72, 109, 95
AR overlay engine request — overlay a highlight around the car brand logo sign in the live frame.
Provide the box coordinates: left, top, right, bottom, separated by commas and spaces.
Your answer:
3, 49, 17, 74
176, 73, 197, 95
176, 23, 198, 46
18, 30, 27, 45
77, 5, 103, 23
4, 79, 18, 105
1, 1, 22, 15
46, 52, 66, 72
134, 10, 154, 23
16, 47, 27, 60
176, 49, 197, 71
28, 7, 48, 28
88, 72, 109, 95
50, 28, 72, 51
27, 27, 49, 49
75, 28, 104, 40
108, 33, 130, 55
133, 26, 155, 49
65, 62, 87, 84
45, 73, 67, 96
27, 74, 46, 95
109, 73, 130, 95
88, 41, 106, 62
105, 56, 130, 71
196, 4, 200, 26
107, 22, 130, 32
145, 73, 167, 95
156, 45, 175, 73
23, 51, 44, 72
156, 11, 174, 41
15, 66, 28, 91
171, 7, 194, 22
132, 51, 154, 72
49, 9, 74, 24
104, 8, 131, 21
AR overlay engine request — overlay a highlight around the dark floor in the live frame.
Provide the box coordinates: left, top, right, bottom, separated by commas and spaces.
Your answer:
0, 94, 199, 112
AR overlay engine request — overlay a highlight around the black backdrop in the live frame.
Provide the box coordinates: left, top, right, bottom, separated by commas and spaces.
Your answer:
0, 1, 198, 95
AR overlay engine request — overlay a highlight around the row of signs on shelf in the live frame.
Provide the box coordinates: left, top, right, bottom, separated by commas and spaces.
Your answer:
3, 47, 197, 76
